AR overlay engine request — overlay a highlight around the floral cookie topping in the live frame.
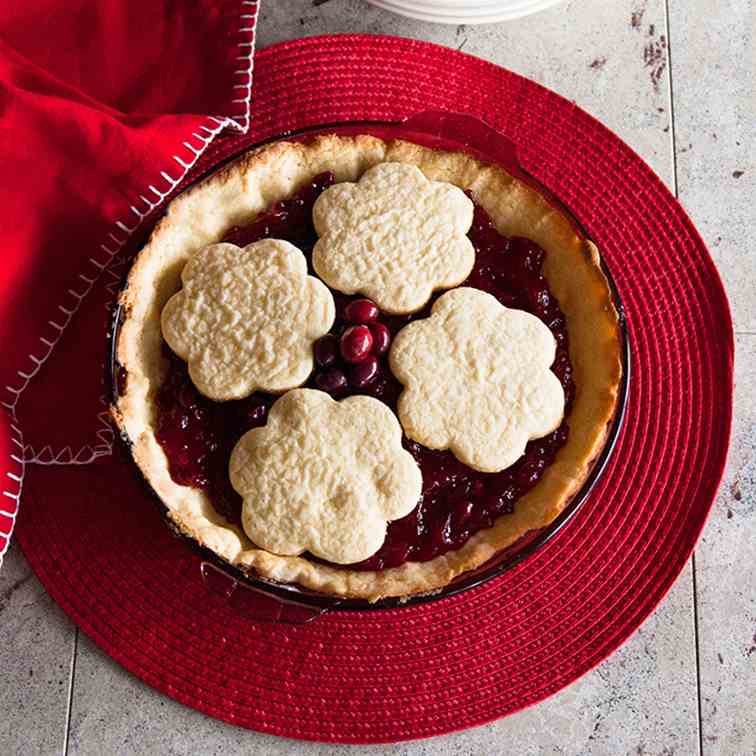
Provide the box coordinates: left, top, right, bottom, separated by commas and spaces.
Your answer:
390, 287, 565, 473
312, 163, 475, 314
161, 239, 335, 401
229, 389, 422, 564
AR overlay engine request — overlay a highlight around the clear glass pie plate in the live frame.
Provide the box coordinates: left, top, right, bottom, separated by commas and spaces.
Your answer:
110, 111, 630, 623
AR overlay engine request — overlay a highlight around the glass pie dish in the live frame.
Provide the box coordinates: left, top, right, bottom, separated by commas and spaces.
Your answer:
109, 111, 630, 622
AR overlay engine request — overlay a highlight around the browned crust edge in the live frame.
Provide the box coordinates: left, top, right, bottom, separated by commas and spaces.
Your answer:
112, 134, 623, 601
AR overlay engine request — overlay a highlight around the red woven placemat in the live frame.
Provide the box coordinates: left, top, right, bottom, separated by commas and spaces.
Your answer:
15, 36, 732, 743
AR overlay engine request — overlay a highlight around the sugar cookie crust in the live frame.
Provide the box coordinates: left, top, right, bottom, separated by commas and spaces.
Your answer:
312, 163, 475, 314
390, 287, 565, 473
161, 239, 334, 400
230, 388, 422, 565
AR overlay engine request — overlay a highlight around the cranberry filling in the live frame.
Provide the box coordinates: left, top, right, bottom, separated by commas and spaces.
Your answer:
153, 172, 575, 570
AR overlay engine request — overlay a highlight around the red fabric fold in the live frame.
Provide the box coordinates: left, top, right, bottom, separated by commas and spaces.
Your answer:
0, 1, 258, 557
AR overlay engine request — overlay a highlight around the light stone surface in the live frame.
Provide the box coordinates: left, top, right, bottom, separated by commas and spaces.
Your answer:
668, 0, 755, 333
669, 1, 756, 751
2, 0, 753, 754
694, 336, 756, 755
0, 544, 75, 756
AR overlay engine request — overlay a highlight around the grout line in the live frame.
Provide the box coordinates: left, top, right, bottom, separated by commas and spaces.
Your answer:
63, 628, 79, 756
734, 331, 756, 336
663, 3, 704, 755
664, 0, 679, 198
691, 553, 706, 756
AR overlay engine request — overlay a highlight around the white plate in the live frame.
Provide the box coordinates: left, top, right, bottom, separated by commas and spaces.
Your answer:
369, 0, 565, 19
367, 0, 566, 24
383, 0, 557, 9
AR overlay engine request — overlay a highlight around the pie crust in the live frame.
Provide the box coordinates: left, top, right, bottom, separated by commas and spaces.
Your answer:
113, 134, 623, 602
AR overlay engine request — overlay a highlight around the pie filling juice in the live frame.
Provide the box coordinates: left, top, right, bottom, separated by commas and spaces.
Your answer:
152, 173, 575, 570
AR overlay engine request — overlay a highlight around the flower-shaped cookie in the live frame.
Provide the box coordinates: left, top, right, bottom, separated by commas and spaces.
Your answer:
229, 389, 422, 564
161, 240, 334, 400
312, 163, 475, 314
390, 288, 565, 473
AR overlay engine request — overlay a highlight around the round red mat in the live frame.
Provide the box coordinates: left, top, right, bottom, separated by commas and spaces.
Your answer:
16, 36, 732, 742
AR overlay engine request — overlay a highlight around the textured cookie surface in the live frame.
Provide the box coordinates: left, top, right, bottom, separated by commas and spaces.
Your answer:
161, 239, 334, 400
229, 389, 423, 564
390, 288, 565, 472
312, 163, 475, 314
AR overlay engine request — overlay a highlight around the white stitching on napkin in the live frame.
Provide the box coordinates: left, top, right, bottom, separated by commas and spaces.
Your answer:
0, 423, 24, 564
0, 1, 260, 560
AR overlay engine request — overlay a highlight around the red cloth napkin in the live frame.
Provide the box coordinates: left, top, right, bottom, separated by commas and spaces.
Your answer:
0, 1, 259, 561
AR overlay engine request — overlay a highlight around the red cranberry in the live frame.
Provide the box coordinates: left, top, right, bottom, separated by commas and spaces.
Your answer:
349, 355, 379, 389
340, 325, 373, 364
369, 322, 391, 355
244, 400, 268, 428
315, 368, 348, 395
177, 383, 196, 409
452, 499, 475, 529
381, 541, 413, 568
411, 539, 441, 562
344, 298, 379, 324
363, 370, 393, 401
487, 486, 516, 514
513, 459, 546, 489
430, 512, 453, 548
313, 334, 339, 368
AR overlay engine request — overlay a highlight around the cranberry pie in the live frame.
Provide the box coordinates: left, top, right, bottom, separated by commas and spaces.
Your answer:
113, 135, 622, 601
